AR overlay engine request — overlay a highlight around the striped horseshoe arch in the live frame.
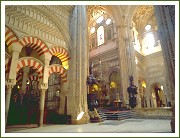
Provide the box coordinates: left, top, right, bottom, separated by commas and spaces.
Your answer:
16, 58, 44, 79
19, 36, 49, 56
16, 75, 39, 87
5, 26, 18, 47
49, 46, 70, 62
16, 74, 39, 83
48, 65, 67, 83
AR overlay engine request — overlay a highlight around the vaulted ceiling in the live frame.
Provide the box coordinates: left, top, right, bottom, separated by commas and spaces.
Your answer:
132, 5, 155, 34
87, 5, 156, 34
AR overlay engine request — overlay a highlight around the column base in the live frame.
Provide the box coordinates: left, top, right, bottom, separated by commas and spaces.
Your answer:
39, 110, 44, 127
71, 112, 90, 124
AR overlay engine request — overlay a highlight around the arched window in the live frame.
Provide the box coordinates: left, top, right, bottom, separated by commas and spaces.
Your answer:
97, 26, 104, 46
89, 15, 114, 49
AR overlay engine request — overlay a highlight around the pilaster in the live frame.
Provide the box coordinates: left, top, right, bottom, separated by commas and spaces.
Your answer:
68, 5, 89, 124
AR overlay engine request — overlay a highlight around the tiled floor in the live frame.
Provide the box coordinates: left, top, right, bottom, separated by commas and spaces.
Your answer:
5, 119, 172, 135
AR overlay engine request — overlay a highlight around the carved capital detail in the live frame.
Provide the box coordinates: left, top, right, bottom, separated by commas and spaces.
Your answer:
6, 79, 16, 90
6, 82, 15, 94
39, 83, 48, 90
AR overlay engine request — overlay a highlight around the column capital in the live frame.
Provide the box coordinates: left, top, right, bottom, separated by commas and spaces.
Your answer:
9, 42, 23, 53
6, 79, 16, 87
39, 83, 48, 90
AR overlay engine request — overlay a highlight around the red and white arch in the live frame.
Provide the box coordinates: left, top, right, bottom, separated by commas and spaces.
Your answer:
16, 58, 44, 79
49, 46, 70, 62
5, 26, 18, 47
19, 36, 49, 56
48, 65, 67, 83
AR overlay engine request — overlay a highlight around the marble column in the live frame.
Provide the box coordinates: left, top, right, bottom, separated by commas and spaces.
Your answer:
5, 83, 14, 125
37, 55, 50, 127
5, 42, 22, 126
19, 67, 29, 104
39, 88, 46, 127
68, 5, 90, 124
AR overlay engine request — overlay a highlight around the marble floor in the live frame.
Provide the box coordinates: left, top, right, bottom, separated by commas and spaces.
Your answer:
4, 119, 174, 137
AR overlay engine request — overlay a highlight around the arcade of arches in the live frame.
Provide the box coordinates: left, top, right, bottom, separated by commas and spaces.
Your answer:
4, 5, 175, 127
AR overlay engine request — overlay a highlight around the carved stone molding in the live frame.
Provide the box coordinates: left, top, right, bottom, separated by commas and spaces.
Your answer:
5, 5, 70, 48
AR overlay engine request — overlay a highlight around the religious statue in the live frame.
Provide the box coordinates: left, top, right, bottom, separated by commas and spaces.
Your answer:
127, 76, 138, 108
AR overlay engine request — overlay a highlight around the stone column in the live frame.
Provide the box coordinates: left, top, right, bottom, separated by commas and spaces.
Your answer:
5, 82, 14, 125
116, 24, 130, 107
39, 88, 46, 127
68, 5, 90, 124
37, 55, 50, 127
19, 67, 29, 104
5, 42, 22, 126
